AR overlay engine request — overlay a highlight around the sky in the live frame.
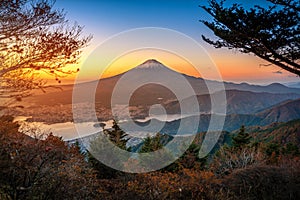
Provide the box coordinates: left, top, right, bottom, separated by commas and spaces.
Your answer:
53, 0, 299, 85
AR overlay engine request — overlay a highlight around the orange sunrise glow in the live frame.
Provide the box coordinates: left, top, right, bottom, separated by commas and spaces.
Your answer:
42, 48, 293, 85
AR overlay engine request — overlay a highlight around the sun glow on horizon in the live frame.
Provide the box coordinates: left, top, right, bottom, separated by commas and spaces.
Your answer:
43, 0, 300, 86
40, 46, 299, 86
100, 49, 201, 79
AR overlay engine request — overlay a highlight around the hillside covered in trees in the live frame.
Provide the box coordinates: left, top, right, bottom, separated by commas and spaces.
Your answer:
1, 0, 299, 199
1, 116, 299, 200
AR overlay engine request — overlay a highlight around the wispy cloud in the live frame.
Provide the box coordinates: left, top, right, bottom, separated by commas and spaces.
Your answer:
273, 71, 283, 74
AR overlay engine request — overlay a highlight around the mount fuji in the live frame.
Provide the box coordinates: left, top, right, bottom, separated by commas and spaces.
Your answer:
135, 59, 170, 70
17, 58, 300, 126
28, 59, 300, 110
101, 59, 300, 105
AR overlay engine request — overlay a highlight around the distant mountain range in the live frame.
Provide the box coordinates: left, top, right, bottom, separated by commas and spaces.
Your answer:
27, 59, 300, 107
123, 98, 300, 134
283, 81, 300, 89
21, 59, 300, 133
164, 90, 300, 115
257, 98, 300, 124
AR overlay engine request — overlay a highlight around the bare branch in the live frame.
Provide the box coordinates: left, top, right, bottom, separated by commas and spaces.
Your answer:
0, 0, 92, 101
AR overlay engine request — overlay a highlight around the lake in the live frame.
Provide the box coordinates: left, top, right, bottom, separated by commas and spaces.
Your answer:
15, 113, 196, 140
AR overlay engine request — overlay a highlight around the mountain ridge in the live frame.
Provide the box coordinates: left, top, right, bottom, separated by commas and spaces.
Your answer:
135, 59, 168, 70
19, 59, 300, 125
257, 98, 300, 124
34, 59, 300, 98
163, 90, 300, 115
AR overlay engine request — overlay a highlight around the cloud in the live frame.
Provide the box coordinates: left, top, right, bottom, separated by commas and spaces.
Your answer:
273, 71, 283, 74
288, 75, 297, 77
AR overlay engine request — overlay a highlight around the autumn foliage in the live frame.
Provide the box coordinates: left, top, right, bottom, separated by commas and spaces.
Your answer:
0, 116, 99, 200
1, 116, 299, 199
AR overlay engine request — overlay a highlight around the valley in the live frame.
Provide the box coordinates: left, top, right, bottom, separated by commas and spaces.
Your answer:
6, 59, 300, 142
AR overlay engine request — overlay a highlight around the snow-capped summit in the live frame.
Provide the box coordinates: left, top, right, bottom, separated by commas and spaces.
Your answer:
135, 59, 170, 70
141, 59, 162, 65
124, 59, 180, 81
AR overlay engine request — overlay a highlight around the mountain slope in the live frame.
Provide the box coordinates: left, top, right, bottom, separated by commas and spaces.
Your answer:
246, 119, 300, 147
164, 90, 300, 115
224, 82, 300, 94
284, 81, 300, 89
25, 59, 300, 107
121, 114, 264, 134
256, 98, 300, 124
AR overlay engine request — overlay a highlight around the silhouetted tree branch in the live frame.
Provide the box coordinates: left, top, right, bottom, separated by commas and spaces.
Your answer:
0, 0, 92, 100
201, 0, 300, 76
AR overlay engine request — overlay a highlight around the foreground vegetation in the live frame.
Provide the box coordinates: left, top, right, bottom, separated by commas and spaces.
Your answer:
0, 116, 299, 200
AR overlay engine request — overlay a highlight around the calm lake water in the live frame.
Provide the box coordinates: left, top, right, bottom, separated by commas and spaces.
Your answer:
15, 113, 198, 140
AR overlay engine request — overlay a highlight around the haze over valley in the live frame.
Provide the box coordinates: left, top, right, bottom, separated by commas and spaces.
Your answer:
8, 59, 300, 140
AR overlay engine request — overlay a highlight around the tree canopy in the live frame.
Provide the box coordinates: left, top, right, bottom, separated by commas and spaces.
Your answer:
139, 133, 163, 153
0, 0, 92, 100
232, 125, 250, 148
201, 0, 300, 76
0, 115, 98, 199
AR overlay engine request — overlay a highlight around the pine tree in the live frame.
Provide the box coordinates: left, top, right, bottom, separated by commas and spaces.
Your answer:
179, 143, 207, 169
201, 0, 300, 76
139, 136, 153, 153
232, 125, 251, 148
139, 133, 174, 171
105, 119, 129, 150
139, 133, 163, 153
88, 119, 129, 179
